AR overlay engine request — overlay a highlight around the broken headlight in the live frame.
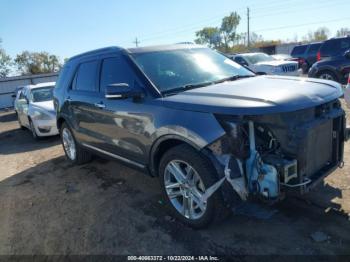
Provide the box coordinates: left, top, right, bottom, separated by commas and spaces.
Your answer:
213, 116, 249, 159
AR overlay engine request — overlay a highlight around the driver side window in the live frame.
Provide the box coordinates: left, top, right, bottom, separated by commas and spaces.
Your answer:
100, 57, 139, 93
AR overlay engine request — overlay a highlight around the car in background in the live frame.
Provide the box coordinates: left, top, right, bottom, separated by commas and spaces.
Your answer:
345, 75, 350, 108
301, 42, 323, 74
308, 49, 350, 84
230, 52, 299, 76
14, 82, 58, 139
290, 44, 309, 68
317, 36, 350, 61
271, 54, 293, 61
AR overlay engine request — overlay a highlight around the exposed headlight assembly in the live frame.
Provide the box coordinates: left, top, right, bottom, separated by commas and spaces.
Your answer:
214, 116, 249, 159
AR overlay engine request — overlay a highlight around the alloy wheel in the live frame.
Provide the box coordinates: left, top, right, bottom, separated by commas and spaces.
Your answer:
319, 73, 334, 81
62, 127, 76, 161
164, 160, 207, 220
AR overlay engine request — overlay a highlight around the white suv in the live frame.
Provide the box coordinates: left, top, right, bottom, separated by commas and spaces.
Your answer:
230, 53, 300, 76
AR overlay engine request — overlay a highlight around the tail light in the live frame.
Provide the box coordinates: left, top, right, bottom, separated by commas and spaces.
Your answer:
348, 75, 350, 84
317, 51, 321, 61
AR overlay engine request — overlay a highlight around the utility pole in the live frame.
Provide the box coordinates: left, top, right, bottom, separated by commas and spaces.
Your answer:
133, 37, 140, 47
247, 7, 250, 48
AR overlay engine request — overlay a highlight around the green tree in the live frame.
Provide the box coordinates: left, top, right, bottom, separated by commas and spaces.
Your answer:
303, 27, 330, 42
220, 12, 241, 51
0, 39, 12, 78
336, 27, 350, 37
195, 27, 221, 48
14, 51, 61, 75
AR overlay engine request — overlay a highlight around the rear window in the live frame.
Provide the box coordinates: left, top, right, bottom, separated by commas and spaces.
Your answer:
320, 38, 350, 56
291, 45, 308, 56
73, 60, 98, 92
307, 43, 322, 55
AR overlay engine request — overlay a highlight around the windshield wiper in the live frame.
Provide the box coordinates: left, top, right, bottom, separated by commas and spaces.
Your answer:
162, 81, 213, 96
213, 74, 255, 84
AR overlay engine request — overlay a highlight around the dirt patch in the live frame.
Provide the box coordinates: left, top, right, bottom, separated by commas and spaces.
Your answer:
0, 104, 349, 255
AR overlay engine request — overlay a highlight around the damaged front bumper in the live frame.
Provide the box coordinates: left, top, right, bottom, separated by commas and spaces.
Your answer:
202, 102, 347, 206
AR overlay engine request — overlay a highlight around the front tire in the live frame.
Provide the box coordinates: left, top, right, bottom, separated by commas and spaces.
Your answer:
60, 122, 92, 165
317, 70, 338, 82
158, 144, 228, 228
29, 119, 39, 140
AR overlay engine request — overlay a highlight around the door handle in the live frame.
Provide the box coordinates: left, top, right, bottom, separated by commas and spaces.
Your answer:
94, 102, 105, 109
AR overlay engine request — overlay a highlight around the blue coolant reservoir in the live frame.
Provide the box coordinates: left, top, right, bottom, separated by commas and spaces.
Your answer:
259, 164, 279, 199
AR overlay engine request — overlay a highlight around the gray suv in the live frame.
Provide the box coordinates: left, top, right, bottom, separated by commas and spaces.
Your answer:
54, 44, 348, 228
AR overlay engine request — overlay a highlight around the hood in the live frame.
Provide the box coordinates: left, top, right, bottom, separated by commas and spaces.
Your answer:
159, 76, 343, 115
255, 60, 298, 67
31, 100, 55, 114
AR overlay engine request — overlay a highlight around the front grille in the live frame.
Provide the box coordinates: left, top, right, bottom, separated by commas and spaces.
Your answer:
282, 64, 297, 72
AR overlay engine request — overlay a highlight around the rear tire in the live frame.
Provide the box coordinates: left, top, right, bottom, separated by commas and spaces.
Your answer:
158, 144, 229, 228
60, 122, 92, 165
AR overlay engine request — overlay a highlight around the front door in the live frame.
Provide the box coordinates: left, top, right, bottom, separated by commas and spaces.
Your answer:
92, 55, 151, 165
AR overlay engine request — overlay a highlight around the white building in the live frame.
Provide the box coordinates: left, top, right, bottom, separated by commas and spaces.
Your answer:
0, 73, 58, 109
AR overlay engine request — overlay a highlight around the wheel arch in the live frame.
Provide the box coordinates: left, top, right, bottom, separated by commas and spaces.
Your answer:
149, 135, 202, 177
56, 116, 67, 130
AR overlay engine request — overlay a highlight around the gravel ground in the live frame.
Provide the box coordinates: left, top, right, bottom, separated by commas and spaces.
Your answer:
0, 102, 349, 256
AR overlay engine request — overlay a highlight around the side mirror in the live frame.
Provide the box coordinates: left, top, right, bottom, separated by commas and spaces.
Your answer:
105, 83, 144, 100
344, 50, 350, 59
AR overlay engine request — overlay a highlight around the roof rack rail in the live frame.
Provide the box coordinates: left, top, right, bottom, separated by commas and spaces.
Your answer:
69, 46, 123, 61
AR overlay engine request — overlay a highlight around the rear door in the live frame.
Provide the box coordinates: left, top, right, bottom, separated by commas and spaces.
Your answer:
66, 59, 106, 146
306, 43, 322, 65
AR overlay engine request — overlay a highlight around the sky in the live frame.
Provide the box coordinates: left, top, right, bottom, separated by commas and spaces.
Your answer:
0, 0, 349, 61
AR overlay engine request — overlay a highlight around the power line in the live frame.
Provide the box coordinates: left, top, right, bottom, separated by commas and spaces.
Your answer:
135, 0, 307, 43
124, 0, 348, 46
254, 17, 350, 33
251, 0, 347, 19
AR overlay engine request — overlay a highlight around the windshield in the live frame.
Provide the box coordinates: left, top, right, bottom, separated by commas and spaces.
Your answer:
31, 86, 54, 102
243, 53, 275, 64
131, 48, 254, 93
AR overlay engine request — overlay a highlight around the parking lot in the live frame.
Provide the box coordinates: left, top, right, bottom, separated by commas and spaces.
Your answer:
0, 102, 349, 256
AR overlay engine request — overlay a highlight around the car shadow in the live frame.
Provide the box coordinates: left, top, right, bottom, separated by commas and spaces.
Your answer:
0, 111, 17, 123
0, 127, 60, 155
0, 155, 349, 255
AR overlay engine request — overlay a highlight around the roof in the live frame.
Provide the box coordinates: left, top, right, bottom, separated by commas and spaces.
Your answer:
68, 46, 123, 61
66, 44, 207, 62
